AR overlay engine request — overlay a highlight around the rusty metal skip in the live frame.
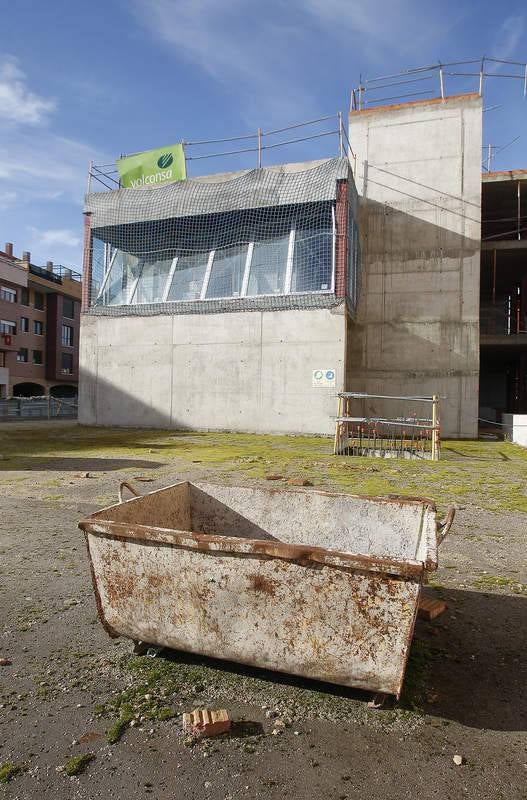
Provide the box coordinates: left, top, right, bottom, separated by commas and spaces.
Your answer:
79, 480, 455, 697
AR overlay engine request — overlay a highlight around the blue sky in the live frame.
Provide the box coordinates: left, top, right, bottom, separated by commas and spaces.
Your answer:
0, 0, 525, 268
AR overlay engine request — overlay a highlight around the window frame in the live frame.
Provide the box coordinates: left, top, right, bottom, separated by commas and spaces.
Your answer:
33, 319, 44, 336
0, 319, 16, 335
60, 352, 73, 374
63, 296, 75, 319
32, 349, 43, 365
16, 347, 28, 363
0, 286, 17, 303
95, 202, 337, 307
61, 324, 74, 347
34, 291, 45, 311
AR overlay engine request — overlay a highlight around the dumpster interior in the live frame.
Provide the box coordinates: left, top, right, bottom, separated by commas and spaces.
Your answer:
94, 481, 436, 565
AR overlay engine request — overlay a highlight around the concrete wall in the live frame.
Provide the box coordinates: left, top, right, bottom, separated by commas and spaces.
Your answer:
347, 94, 482, 437
79, 307, 345, 434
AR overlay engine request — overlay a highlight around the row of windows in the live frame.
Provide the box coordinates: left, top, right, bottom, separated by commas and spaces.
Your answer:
0, 286, 77, 318
1, 318, 44, 335
6, 287, 45, 310
0, 320, 74, 343
16, 348, 43, 365
95, 216, 335, 307
15, 350, 73, 372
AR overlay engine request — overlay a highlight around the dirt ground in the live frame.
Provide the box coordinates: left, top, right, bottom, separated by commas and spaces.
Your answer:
0, 422, 525, 799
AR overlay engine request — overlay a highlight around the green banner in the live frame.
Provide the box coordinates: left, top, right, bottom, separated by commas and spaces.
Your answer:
117, 143, 186, 188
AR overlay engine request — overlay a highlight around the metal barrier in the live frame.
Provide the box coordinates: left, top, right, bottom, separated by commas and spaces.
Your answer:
0, 396, 78, 420
334, 393, 441, 460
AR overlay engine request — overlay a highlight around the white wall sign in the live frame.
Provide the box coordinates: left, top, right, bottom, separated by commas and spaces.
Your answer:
312, 368, 336, 388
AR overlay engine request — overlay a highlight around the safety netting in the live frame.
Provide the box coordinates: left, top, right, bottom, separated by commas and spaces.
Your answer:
84, 157, 360, 316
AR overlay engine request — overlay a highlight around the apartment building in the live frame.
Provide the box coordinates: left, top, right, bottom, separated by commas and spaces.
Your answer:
0, 243, 81, 398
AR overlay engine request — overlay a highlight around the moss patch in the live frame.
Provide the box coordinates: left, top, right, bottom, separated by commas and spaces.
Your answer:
1, 424, 527, 512
63, 753, 95, 776
0, 763, 21, 783
95, 651, 424, 736
472, 575, 527, 594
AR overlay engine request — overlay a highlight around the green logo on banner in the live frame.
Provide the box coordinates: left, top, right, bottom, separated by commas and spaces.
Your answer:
157, 153, 173, 169
117, 143, 186, 189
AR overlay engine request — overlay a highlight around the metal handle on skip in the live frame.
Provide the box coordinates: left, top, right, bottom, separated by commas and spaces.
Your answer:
437, 506, 456, 545
118, 481, 141, 503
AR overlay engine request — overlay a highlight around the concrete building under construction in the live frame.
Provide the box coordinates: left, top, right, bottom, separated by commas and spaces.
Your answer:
79, 89, 526, 439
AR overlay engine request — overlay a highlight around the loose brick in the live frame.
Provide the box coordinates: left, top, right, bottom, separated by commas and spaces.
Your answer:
418, 596, 447, 620
182, 708, 231, 738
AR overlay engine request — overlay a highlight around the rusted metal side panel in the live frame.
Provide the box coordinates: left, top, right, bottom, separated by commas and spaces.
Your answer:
86, 532, 421, 696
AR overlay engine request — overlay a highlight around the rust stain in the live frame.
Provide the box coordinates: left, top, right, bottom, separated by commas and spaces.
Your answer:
249, 573, 279, 597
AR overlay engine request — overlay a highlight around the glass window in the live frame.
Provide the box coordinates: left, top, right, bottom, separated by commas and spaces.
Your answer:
246, 235, 289, 296
166, 253, 209, 301
61, 324, 73, 347
97, 250, 141, 306
21, 287, 29, 306
32, 350, 43, 365
16, 348, 28, 363
34, 291, 45, 311
205, 244, 247, 299
0, 320, 16, 334
291, 224, 333, 293
133, 258, 173, 304
0, 286, 16, 303
61, 352, 73, 374
34, 320, 44, 335
63, 297, 75, 318
20, 317, 29, 332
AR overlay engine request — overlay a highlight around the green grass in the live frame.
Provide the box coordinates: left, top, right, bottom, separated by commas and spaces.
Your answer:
62, 753, 95, 776
1, 424, 526, 512
472, 575, 527, 594
0, 763, 21, 783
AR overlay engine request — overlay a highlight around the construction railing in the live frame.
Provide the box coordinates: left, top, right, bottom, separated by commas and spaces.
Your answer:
334, 393, 440, 461
0, 396, 78, 421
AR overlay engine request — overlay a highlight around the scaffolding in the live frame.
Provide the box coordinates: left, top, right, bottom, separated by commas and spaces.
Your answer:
334, 393, 441, 461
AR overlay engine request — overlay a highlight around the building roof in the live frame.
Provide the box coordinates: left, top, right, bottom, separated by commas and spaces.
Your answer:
482, 169, 527, 183
84, 157, 351, 230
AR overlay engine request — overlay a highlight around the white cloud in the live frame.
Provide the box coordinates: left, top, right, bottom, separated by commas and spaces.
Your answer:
302, 0, 458, 61
491, 15, 525, 61
30, 228, 81, 248
127, 0, 318, 125
0, 57, 55, 126
127, 0, 454, 128
0, 129, 107, 204
0, 189, 17, 211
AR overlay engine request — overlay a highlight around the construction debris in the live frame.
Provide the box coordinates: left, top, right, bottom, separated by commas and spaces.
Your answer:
453, 754, 465, 766
287, 478, 313, 486
0, 658, 12, 666
182, 708, 231, 738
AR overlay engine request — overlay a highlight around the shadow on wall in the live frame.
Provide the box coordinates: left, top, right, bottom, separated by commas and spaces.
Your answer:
79, 363, 174, 429
346, 197, 481, 438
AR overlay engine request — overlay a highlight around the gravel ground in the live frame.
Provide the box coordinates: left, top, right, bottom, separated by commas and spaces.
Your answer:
0, 423, 526, 799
